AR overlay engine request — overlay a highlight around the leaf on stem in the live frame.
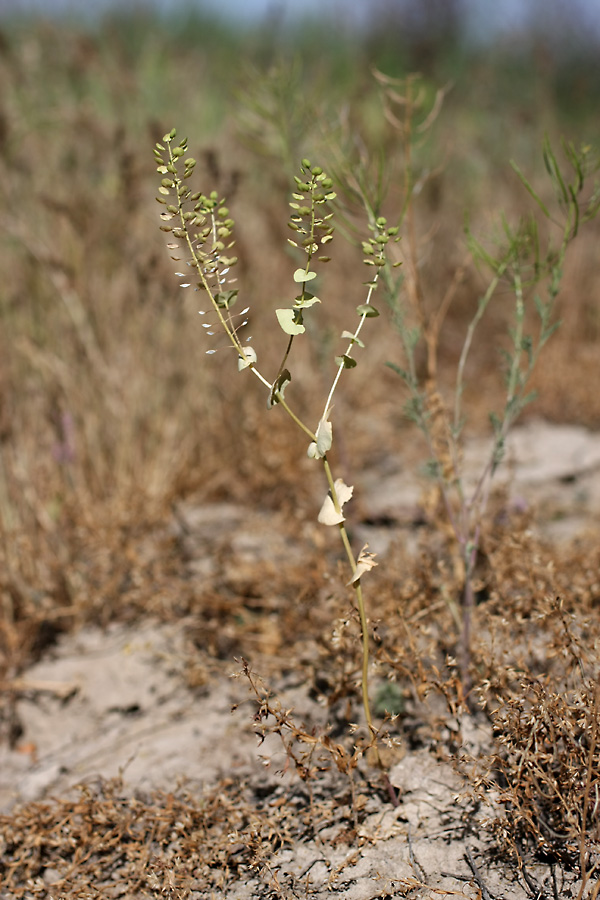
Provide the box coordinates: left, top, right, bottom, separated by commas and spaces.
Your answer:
347, 544, 378, 585
238, 347, 257, 370
334, 354, 357, 369
276, 308, 305, 335
356, 304, 379, 318
307, 414, 333, 459
341, 330, 365, 348
268, 369, 291, 407
318, 478, 354, 526
294, 293, 321, 309
293, 269, 317, 283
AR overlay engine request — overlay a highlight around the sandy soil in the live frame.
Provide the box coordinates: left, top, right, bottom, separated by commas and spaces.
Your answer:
2, 419, 600, 899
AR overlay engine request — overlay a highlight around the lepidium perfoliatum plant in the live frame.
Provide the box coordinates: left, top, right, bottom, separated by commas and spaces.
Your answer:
154, 129, 399, 757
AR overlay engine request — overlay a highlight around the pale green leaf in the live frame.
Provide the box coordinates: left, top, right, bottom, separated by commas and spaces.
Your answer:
293, 269, 317, 283
341, 331, 365, 347
276, 308, 305, 335
356, 304, 380, 318
334, 354, 357, 369
238, 347, 257, 370
268, 369, 292, 408
294, 294, 321, 309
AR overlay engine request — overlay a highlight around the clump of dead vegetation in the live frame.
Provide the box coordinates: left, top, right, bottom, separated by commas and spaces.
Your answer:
471, 592, 600, 895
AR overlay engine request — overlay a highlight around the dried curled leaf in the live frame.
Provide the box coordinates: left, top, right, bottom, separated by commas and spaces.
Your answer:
308, 414, 332, 459
347, 544, 378, 585
318, 478, 354, 526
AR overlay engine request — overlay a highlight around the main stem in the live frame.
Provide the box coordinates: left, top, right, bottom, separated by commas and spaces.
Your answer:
322, 457, 374, 735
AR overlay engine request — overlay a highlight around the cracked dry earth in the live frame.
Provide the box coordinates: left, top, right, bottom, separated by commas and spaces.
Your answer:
2, 418, 600, 899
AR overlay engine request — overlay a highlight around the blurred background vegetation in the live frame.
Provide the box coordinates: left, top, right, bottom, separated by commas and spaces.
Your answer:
0, 0, 599, 676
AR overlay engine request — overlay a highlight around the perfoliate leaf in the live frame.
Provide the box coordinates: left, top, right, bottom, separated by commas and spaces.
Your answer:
215, 290, 238, 309
315, 415, 333, 457
276, 308, 305, 335
268, 369, 292, 408
318, 496, 344, 525
294, 294, 321, 309
293, 269, 317, 283
341, 330, 365, 348
334, 354, 357, 369
347, 544, 378, 585
356, 304, 380, 317
334, 478, 354, 506
238, 346, 257, 370
317, 478, 354, 526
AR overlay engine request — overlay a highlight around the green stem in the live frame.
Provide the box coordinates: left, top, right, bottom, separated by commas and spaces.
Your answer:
506, 268, 524, 405
321, 269, 380, 425
276, 395, 316, 442
322, 457, 374, 735
453, 266, 506, 436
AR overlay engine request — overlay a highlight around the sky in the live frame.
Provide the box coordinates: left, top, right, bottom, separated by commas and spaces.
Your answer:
2, 0, 600, 45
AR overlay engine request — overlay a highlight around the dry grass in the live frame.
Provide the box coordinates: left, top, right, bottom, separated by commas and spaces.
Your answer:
0, 12, 600, 898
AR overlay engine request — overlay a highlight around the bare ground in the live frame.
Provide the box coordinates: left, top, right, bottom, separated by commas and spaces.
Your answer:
1, 419, 600, 899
